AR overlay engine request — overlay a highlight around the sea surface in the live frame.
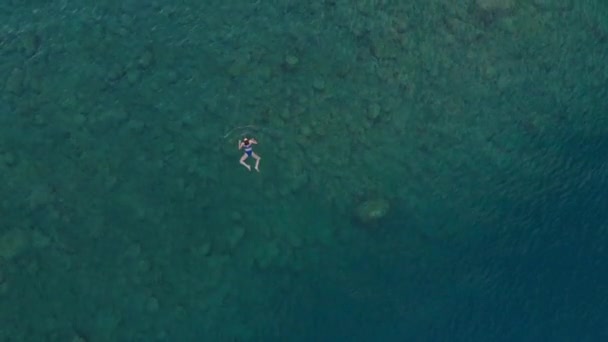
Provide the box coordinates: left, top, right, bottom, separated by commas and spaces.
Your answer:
0, 0, 607, 341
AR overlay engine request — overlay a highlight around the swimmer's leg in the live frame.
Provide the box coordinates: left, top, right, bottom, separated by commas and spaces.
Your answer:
252, 152, 261, 172
240, 154, 251, 171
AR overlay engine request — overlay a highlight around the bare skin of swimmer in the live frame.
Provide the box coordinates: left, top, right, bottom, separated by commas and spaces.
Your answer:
238, 137, 261, 172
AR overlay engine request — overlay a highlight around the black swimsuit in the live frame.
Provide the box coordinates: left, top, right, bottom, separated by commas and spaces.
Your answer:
243, 143, 253, 156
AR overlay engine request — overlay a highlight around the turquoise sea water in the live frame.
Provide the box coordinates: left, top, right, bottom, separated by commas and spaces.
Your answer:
1, 0, 607, 341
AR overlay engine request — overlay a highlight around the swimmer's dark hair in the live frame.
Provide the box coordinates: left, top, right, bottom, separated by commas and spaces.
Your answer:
242, 138, 250, 145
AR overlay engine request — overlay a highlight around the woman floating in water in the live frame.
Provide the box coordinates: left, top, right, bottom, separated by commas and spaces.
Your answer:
238, 137, 261, 172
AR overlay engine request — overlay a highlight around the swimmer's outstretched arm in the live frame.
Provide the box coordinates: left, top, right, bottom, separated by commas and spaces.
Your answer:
238, 140, 243, 149
250, 139, 258, 144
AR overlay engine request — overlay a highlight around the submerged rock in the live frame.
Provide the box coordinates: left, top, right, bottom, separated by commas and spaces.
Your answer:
473, 0, 515, 26
355, 198, 390, 225
476, 0, 515, 11
0, 229, 29, 260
